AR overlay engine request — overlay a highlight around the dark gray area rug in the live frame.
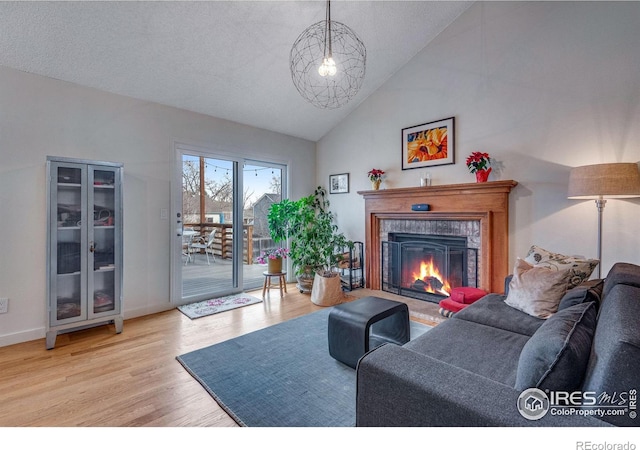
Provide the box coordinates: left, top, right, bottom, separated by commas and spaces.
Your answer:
176, 307, 430, 427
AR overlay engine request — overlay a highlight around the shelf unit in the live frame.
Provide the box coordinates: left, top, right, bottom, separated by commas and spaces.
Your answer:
339, 241, 365, 291
46, 157, 123, 349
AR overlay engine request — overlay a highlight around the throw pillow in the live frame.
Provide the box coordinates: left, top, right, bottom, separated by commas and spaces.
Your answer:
515, 301, 597, 392
505, 258, 572, 318
524, 245, 599, 288
449, 287, 487, 305
557, 279, 604, 312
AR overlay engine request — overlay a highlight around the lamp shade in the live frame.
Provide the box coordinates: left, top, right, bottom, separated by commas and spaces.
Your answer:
568, 163, 640, 199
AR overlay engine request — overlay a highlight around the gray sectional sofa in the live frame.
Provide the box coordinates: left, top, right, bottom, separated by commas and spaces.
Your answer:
356, 262, 640, 427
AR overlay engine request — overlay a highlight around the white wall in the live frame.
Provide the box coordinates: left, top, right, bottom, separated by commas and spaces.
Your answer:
0, 66, 316, 347
318, 2, 640, 277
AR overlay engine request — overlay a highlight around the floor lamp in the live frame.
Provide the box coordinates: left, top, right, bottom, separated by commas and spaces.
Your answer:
568, 162, 640, 278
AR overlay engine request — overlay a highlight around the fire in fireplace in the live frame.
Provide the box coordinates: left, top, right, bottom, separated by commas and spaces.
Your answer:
409, 257, 451, 296
381, 233, 479, 303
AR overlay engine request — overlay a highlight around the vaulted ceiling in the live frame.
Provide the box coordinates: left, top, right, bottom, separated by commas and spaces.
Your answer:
0, 1, 472, 141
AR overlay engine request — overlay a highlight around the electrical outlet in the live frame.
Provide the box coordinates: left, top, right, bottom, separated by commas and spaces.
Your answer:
0, 298, 8, 314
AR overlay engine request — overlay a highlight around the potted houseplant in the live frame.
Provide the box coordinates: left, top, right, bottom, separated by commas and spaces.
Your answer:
368, 168, 385, 190
265, 197, 299, 273
267, 187, 353, 301
267, 195, 315, 292
298, 187, 352, 305
287, 193, 323, 293
256, 247, 289, 273
466, 151, 492, 182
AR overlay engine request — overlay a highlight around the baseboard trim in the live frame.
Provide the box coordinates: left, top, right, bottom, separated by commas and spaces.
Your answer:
0, 304, 176, 348
0, 327, 45, 348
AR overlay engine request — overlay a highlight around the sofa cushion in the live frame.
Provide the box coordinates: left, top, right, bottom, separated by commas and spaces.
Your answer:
557, 279, 603, 312
504, 258, 572, 318
524, 244, 599, 288
454, 293, 544, 337
515, 301, 597, 392
405, 317, 529, 386
602, 262, 640, 298
581, 282, 640, 426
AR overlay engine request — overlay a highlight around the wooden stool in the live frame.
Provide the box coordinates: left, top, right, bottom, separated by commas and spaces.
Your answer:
262, 271, 287, 298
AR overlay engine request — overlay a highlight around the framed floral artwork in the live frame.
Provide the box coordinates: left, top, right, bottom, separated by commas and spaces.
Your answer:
329, 173, 349, 194
402, 116, 455, 170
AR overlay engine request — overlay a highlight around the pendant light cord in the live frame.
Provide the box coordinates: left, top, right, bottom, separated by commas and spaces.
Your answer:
324, 0, 332, 58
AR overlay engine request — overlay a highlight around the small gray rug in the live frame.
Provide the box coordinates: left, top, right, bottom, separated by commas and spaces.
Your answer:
176, 307, 430, 427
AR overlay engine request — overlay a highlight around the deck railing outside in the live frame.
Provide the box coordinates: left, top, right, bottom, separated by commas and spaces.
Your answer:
185, 223, 277, 265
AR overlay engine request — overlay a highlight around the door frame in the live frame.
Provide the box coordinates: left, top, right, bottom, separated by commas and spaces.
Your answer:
170, 142, 288, 305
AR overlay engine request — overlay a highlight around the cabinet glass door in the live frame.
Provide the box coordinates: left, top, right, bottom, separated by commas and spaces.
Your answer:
51, 163, 87, 324
88, 167, 121, 318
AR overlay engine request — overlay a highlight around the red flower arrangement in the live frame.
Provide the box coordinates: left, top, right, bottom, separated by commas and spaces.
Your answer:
368, 168, 385, 182
466, 152, 491, 173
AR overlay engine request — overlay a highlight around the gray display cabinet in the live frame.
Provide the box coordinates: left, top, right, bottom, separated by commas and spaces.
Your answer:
46, 157, 123, 349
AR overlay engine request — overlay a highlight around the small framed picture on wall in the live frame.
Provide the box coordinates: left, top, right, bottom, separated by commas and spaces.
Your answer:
402, 116, 455, 170
329, 173, 349, 194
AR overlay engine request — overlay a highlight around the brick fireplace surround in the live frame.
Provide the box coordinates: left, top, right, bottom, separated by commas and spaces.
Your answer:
358, 180, 518, 294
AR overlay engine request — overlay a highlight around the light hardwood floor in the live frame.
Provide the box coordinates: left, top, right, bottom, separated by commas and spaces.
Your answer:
0, 287, 441, 427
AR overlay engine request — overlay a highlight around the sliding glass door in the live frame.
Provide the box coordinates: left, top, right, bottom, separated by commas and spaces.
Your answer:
172, 146, 286, 304
242, 160, 284, 290
179, 155, 239, 300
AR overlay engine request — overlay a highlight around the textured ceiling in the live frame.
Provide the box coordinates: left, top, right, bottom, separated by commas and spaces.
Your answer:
0, 1, 472, 141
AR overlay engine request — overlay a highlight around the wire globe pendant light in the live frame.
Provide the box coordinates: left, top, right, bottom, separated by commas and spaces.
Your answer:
290, 0, 366, 109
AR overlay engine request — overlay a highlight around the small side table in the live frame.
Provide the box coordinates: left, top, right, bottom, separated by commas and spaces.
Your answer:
328, 296, 409, 369
262, 271, 287, 298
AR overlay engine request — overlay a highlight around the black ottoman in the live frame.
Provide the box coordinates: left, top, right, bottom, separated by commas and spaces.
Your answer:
328, 296, 410, 369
